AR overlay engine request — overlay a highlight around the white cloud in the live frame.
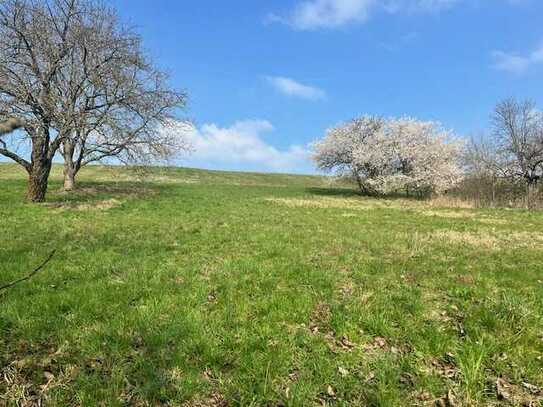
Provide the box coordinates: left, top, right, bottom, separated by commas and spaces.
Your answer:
492, 43, 543, 74
265, 76, 326, 101
169, 119, 313, 173
269, 0, 375, 30
269, 0, 461, 30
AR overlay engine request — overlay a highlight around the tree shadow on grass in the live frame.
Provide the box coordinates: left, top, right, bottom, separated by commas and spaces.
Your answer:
43, 181, 163, 209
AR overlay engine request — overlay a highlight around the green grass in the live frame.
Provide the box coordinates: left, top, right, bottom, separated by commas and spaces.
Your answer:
1, 163, 542, 406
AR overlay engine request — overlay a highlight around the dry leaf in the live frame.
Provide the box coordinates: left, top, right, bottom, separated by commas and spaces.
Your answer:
43, 371, 55, 381
417, 391, 432, 401
202, 368, 214, 381
288, 370, 299, 381
374, 337, 386, 348
496, 377, 511, 400
434, 389, 457, 407
338, 335, 356, 350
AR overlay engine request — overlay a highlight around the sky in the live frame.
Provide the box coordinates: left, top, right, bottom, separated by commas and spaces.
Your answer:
4, 0, 543, 174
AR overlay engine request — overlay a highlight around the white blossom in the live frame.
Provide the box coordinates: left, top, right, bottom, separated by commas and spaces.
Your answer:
313, 116, 464, 195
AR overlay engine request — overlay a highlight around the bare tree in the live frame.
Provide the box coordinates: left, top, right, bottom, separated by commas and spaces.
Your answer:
493, 99, 543, 198
0, 0, 188, 199
54, 4, 188, 190
468, 99, 543, 205
0, 0, 80, 201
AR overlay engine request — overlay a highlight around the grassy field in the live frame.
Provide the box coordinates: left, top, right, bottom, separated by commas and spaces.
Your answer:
1, 163, 542, 406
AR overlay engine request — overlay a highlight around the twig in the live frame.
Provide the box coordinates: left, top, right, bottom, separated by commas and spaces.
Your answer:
0, 250, 56, 292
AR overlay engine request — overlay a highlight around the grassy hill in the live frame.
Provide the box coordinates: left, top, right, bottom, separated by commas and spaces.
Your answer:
1, 164, 542, 406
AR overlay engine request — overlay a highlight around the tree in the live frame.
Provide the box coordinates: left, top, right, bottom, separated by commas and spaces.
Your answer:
313, 116, 464, 196
493, 99, 543, 199
0, 0, 80, 201
467, 99, 543, 205
0, 0, 188, 200
56, 4, 188, 190
312, 116, 385, 193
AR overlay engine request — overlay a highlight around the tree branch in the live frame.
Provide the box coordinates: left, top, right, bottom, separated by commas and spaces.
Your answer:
0, 145, 31, 172
0, 250, 56, 293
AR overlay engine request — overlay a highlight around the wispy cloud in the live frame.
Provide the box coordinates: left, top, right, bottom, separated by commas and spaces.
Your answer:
492, 43, 543, 74
268, 0, 461, 30
265, 76, 326, 101
168, 120, 313, 173
385, 0, 460, 13
268, 0, 375, 30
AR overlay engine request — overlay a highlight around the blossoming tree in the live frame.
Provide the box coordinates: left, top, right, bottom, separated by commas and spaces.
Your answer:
313, 116, 464, 196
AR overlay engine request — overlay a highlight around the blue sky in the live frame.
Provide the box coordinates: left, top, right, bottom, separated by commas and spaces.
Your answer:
4, 0, 543, 173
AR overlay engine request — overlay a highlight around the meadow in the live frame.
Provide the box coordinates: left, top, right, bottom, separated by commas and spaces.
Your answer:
0, 163, 542, 406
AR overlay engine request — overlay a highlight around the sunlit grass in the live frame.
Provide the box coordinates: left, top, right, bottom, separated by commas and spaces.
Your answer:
1, 163, 542, 406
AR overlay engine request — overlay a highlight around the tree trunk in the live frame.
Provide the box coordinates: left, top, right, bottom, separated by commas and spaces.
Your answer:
27, 160, 52, 202
491, 176, 496, 205
63, 167, 76, 190
26, 126, 53, 203
63, 161, 77, 190
353, 171, 365, 194
62, 139, 80, 191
